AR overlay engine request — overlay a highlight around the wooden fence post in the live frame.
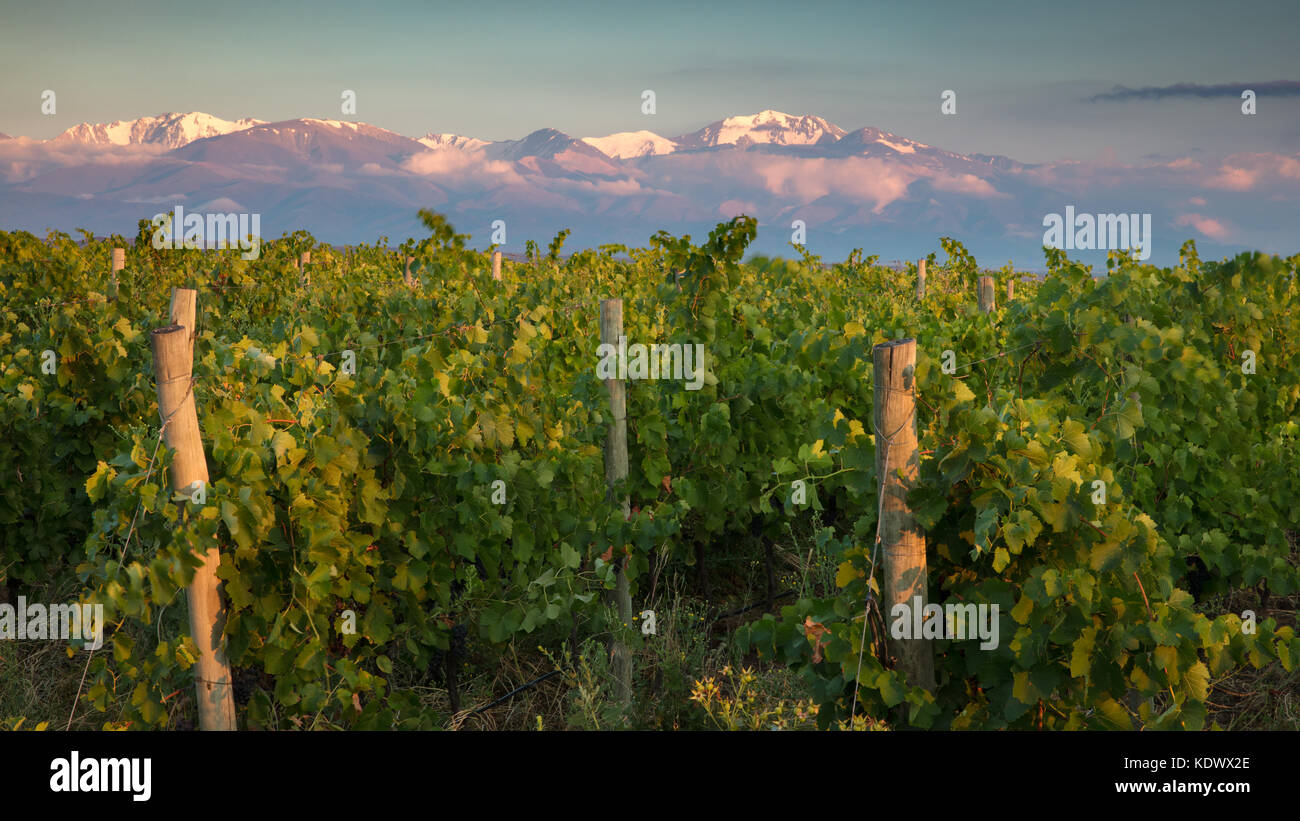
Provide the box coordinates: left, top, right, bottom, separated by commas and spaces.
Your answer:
916, 259, 926, 300
873, 338, 935, 692
110, 248, 124, 298
170, 287, 197, 359
492, 250, 502, 281
298, 251, 311, 286
151, 292, 236, 731
978, 275, 996, 313
404, 256, 414, 288
1006, 278, 1015, 301
599, 298, 633, 708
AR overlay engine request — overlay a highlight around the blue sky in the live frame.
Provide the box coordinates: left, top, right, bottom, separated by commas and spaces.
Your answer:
1, 0, 1297, 163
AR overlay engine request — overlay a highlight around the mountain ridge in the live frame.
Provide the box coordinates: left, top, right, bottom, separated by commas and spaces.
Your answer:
1, 109, 1286, 266
37, 108, 1027, 167
53, 111, 266, 150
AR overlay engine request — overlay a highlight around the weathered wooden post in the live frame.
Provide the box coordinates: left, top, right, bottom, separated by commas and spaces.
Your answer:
492, 250, 502, 282
404, 256, 414, 287
599, 298, 633, 708
873, 338, 935, 692
978, 275, 996, 313
298, 251, 311, 286
916, 258, 926, 300
110, 248, 125, 298
151, 290, 236, 731
170, 287, 197, 359
1006, 278, 1016, 301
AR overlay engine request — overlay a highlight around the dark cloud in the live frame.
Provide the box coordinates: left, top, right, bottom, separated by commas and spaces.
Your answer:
1086, 80, 1300, 102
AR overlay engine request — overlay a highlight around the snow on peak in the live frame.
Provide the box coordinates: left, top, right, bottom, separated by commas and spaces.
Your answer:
581, 130, 676, 159
300, 118, 366, 132
53, 111, 265, 149
875, 136, 919, 154
417, 133, 489, 152
683, 110, 846, 149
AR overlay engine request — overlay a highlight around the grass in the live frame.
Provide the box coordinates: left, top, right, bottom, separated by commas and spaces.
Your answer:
1193, 573, 1299, 731
2, 524, 1295, 730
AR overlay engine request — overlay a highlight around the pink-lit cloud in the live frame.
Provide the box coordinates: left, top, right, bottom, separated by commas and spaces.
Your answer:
1206, 166, 1258, 191
747, 156, 916, 211
0, 138, 165, 182
1204, 153, 1300, 190
718, 199, 759, 218
1174, 212, 1230, 239
927, 172, 1006, 197
404, 148, 522, 183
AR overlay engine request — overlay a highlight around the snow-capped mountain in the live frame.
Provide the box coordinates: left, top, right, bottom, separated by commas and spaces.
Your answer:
581, 130, 678, 159
171, 119, 427, 168
485, 128, 607, 161
484, 128, 623, 176
297, 118, 368, 132
673, 110, 846, 150
417, 133, 489, 152
832, 127, 931, 156
968, 153, 1030, 172
53, 111, 265, 149
817, 127, 1032, 176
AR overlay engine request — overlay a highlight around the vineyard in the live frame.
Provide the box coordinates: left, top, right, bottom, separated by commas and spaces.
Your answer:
1, 216, 1297, 731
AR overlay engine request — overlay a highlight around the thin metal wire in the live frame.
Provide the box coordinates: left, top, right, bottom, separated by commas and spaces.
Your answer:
13, 294, 110, 310
953, 340, 1042, 372
67, 379, 190, 731
310, 298, 591, 359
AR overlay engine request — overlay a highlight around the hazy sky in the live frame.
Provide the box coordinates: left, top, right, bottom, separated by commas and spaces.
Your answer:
1, 0, 1297, 163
